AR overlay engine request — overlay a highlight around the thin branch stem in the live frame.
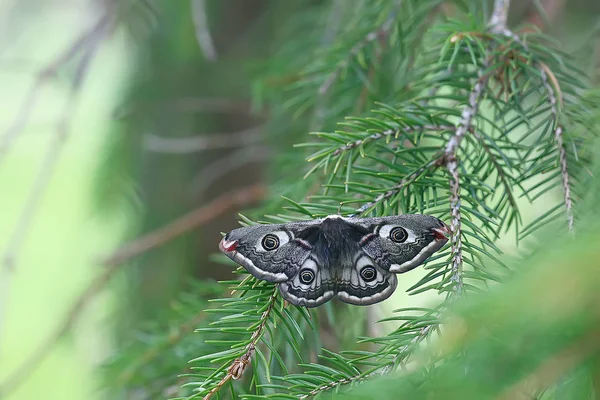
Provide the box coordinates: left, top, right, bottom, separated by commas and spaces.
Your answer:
488, 0, 510, 33
203, 289, 278, 400
190, 0, 217, 61
538, 66, 573, 232
142, 126, 263, 154
318, 9, 397, 96
352, 158, 441, 216
488, 2, 574, 232
189, 146, 270, 198
446, 156, 464, 295
332, 125, 455, 156
103, 183, 266, 266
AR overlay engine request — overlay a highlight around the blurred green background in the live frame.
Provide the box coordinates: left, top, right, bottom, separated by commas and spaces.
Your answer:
0, 0, 598, 399
0, 4, 131, 398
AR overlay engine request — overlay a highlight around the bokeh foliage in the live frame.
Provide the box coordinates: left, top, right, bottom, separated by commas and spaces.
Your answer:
98, 0, 600, 399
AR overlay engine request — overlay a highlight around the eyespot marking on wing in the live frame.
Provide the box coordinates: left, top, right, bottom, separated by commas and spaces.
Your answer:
256, 230, 292, 252
377, 224, 417, 243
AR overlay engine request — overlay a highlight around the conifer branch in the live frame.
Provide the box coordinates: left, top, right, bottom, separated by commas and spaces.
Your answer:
471, 129, 520, 223
298, 375, 359, 400
332, 125, 454, 156
443, 65, 491, 295
319, 9, 397, 96
295, 317, 439, 399
446, 156, 464, 295
488, 0, 510, 34
489, 5, 574, 232
538, 67, 574, 232
353, 158, 441, 215
117, 310, 207, 385
202, 289, 278, 400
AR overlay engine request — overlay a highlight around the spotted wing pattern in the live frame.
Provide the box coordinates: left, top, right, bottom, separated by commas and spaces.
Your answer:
220, 214, 449, 307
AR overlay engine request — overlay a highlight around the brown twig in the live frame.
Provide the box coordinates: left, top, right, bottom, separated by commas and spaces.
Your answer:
202, 289, 278, 400
103, 183, 266, 266
114, 97, 263, 119
0, 184, 266, 396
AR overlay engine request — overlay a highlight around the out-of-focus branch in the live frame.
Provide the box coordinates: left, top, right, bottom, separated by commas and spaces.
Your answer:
142, 126, 263, 153
0, 10, 112, 367
318, 8, 397, 96
526, 0, 566, 30
0, 13, 110, 164
189, 146, 270, 198
202, 289, 278, 400
102, 183, 266, 266
114, 97, 263, 119
0, 184, 266, 396
190, 0, 217, 61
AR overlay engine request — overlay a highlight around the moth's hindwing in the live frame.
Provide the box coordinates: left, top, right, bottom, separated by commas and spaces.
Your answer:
220, 214, 449, 307
335, 253, 398, 306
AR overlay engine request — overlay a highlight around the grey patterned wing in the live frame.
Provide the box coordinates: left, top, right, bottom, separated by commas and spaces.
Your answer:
219, 219, 322, 283
335, 252, 397, 305
350, 214, 449, 273
279, 256, 335, 307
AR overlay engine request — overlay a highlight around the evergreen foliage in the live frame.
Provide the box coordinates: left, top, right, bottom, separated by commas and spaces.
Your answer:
103, 0, 600, 399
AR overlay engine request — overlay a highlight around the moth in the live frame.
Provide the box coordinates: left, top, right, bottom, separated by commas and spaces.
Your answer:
219, 214, 449, 307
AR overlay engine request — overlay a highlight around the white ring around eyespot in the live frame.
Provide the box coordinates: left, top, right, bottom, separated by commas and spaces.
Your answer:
256, 230, 291, 252
355, 256, 383, 287
378, 224, 416, 243
298, 258, 318, 287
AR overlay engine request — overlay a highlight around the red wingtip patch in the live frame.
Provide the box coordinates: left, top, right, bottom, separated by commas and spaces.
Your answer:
220, 238, 238, 252
432, 222, 451, 240
433, 229, 447, 240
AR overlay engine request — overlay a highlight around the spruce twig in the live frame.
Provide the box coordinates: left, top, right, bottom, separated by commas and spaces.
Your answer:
318, 8, 397, 96
332, 125, 455, 156
202, 290, 278, 400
